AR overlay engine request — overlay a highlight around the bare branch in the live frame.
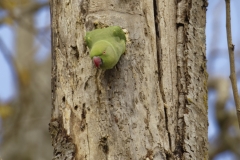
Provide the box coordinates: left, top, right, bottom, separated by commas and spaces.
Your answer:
225, 0, 240, 129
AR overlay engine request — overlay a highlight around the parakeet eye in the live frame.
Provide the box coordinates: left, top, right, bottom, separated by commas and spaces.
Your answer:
102, 51, 106, 55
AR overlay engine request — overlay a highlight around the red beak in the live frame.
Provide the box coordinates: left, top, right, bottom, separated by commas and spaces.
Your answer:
93, 56, 102, 68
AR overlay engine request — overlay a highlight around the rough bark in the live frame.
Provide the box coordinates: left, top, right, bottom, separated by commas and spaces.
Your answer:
50, 0, 208, 159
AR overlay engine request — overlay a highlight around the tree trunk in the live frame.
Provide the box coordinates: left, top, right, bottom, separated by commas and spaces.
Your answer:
50, 0, 208, 159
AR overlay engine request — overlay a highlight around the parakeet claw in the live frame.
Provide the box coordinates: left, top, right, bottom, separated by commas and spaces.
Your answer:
93, 56, 102, 68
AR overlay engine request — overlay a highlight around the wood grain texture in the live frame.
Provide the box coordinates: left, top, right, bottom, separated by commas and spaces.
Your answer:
50, 0, 208, 159
175, 0, 208, 159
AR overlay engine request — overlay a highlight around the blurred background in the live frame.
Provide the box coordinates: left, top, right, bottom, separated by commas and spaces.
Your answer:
0, 0, 51, 159
0, 0, 239, 159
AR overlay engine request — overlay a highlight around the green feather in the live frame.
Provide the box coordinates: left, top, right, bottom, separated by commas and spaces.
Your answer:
85, 26, 126, 69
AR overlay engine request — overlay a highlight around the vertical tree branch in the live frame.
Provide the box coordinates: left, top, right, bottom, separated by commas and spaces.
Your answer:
225, 0, 240, 129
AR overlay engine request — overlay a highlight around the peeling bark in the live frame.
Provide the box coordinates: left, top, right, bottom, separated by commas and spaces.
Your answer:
50, 119, 76, 160
50, 0, 208, 159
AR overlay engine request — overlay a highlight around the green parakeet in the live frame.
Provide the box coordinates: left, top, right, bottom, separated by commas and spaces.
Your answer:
85, 26, 126, 69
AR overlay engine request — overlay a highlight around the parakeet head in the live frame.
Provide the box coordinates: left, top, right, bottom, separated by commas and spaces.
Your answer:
90, 41, 117, 69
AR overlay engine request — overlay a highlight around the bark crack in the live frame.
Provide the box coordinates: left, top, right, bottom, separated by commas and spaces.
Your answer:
86, 123, 91, 159
95, 70, 102, 109
153, 0, 172, 154
175, 0, 189, 158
